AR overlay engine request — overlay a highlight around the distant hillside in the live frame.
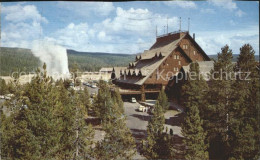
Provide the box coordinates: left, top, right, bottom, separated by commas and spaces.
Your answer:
0, 47, 259, 76
0, 47, 135, 76
208, 54, 259, 62
0, 47, 41, 76
67, 49, 135, 71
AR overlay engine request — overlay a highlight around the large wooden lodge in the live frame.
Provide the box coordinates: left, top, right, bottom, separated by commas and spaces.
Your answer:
111, 31, 211, 101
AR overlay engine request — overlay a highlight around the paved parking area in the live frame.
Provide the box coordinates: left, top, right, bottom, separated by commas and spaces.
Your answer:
85, 86, 98, 94
123, 101, 184, 159
124, 101, 148, 159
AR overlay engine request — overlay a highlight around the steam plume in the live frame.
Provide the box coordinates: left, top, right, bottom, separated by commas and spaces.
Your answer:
32, 41, 69, 78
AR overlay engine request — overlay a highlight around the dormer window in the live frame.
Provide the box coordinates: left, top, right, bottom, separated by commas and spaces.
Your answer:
159, 52, 163, 58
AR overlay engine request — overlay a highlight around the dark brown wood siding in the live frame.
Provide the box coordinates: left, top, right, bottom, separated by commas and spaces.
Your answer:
179, 37, 206, 61
144, 49, 190, 86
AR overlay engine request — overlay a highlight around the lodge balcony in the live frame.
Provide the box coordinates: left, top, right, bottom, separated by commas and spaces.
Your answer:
118, 88, 161, 95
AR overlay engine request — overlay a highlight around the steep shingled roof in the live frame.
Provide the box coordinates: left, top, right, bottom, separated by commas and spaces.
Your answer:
114, 31, 208, 85
182, 61, 214, 81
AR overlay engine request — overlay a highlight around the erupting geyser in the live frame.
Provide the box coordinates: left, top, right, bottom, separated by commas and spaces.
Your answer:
32, 41, 70, 79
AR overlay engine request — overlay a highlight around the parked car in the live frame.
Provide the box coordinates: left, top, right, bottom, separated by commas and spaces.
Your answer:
138, 105, 146, 112
91, 84, 97, 88
131, 97, 137, 103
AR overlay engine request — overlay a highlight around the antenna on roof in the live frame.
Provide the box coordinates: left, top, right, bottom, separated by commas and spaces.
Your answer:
155, 25, 157, 37
188, 17, 190, 33
179, 17, 181, 32
167, 17, 168, 34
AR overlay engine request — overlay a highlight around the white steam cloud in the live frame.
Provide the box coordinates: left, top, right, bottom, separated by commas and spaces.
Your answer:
32, 41, 69, 78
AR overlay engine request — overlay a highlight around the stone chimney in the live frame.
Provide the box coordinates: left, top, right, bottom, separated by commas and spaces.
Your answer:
193, 33, 195, 40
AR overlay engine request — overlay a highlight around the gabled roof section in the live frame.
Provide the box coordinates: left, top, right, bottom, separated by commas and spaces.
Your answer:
182, 61, 214, 81
177, 46, 192, 63
150, 31, 186, 50
184, 33, 210, 61
114, 31, 210, 86
140, 33, 185, 60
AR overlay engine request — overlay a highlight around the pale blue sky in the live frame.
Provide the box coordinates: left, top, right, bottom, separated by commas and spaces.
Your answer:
1, 1, 259, 55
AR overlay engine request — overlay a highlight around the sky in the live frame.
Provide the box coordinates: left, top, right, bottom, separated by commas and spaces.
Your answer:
1, 1, 259, 55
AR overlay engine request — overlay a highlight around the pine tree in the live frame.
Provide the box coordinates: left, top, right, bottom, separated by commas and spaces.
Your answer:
228, 122, 258, 160
78, 87, 92, 112
0, 78, 8, 95
93, 92, 136, 159
1, 64, 62, 159
1, 63, 95, 159
181, 62, 208, 114
143, 101, 172, 159
181, 62, 208, 160
111, 87, 124, 113
53, 80, 76, 159
72, 90, 94, 159
182, 105, 209, 160
1, 103, 41, 159
157, 89, 169, 112
228, 44, 260, 159
53, 80, 94, 159
205, 45, 234, 159
93, 81, 114, 122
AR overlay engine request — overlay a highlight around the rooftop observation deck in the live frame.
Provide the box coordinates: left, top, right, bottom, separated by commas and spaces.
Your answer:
156, 30, 188, 38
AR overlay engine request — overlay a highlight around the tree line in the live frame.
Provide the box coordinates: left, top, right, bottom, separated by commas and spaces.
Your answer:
139, 43, 259, 159
181, 44, 259, 159
0, 63, 136, 159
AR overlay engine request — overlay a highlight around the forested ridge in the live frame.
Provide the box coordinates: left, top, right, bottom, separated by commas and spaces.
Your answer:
67, 49, 135, 71
0, 47, 41, 76
0, 47, 135, 76
1, 47, 258, 76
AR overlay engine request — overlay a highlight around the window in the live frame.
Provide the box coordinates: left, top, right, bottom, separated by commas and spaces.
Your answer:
174, 67, 179, 71
174, 55, 177, 59
176, 55, 180, 59
183, 44, 188, 49
193, 50, 196, 55
178, 61, 181, 65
